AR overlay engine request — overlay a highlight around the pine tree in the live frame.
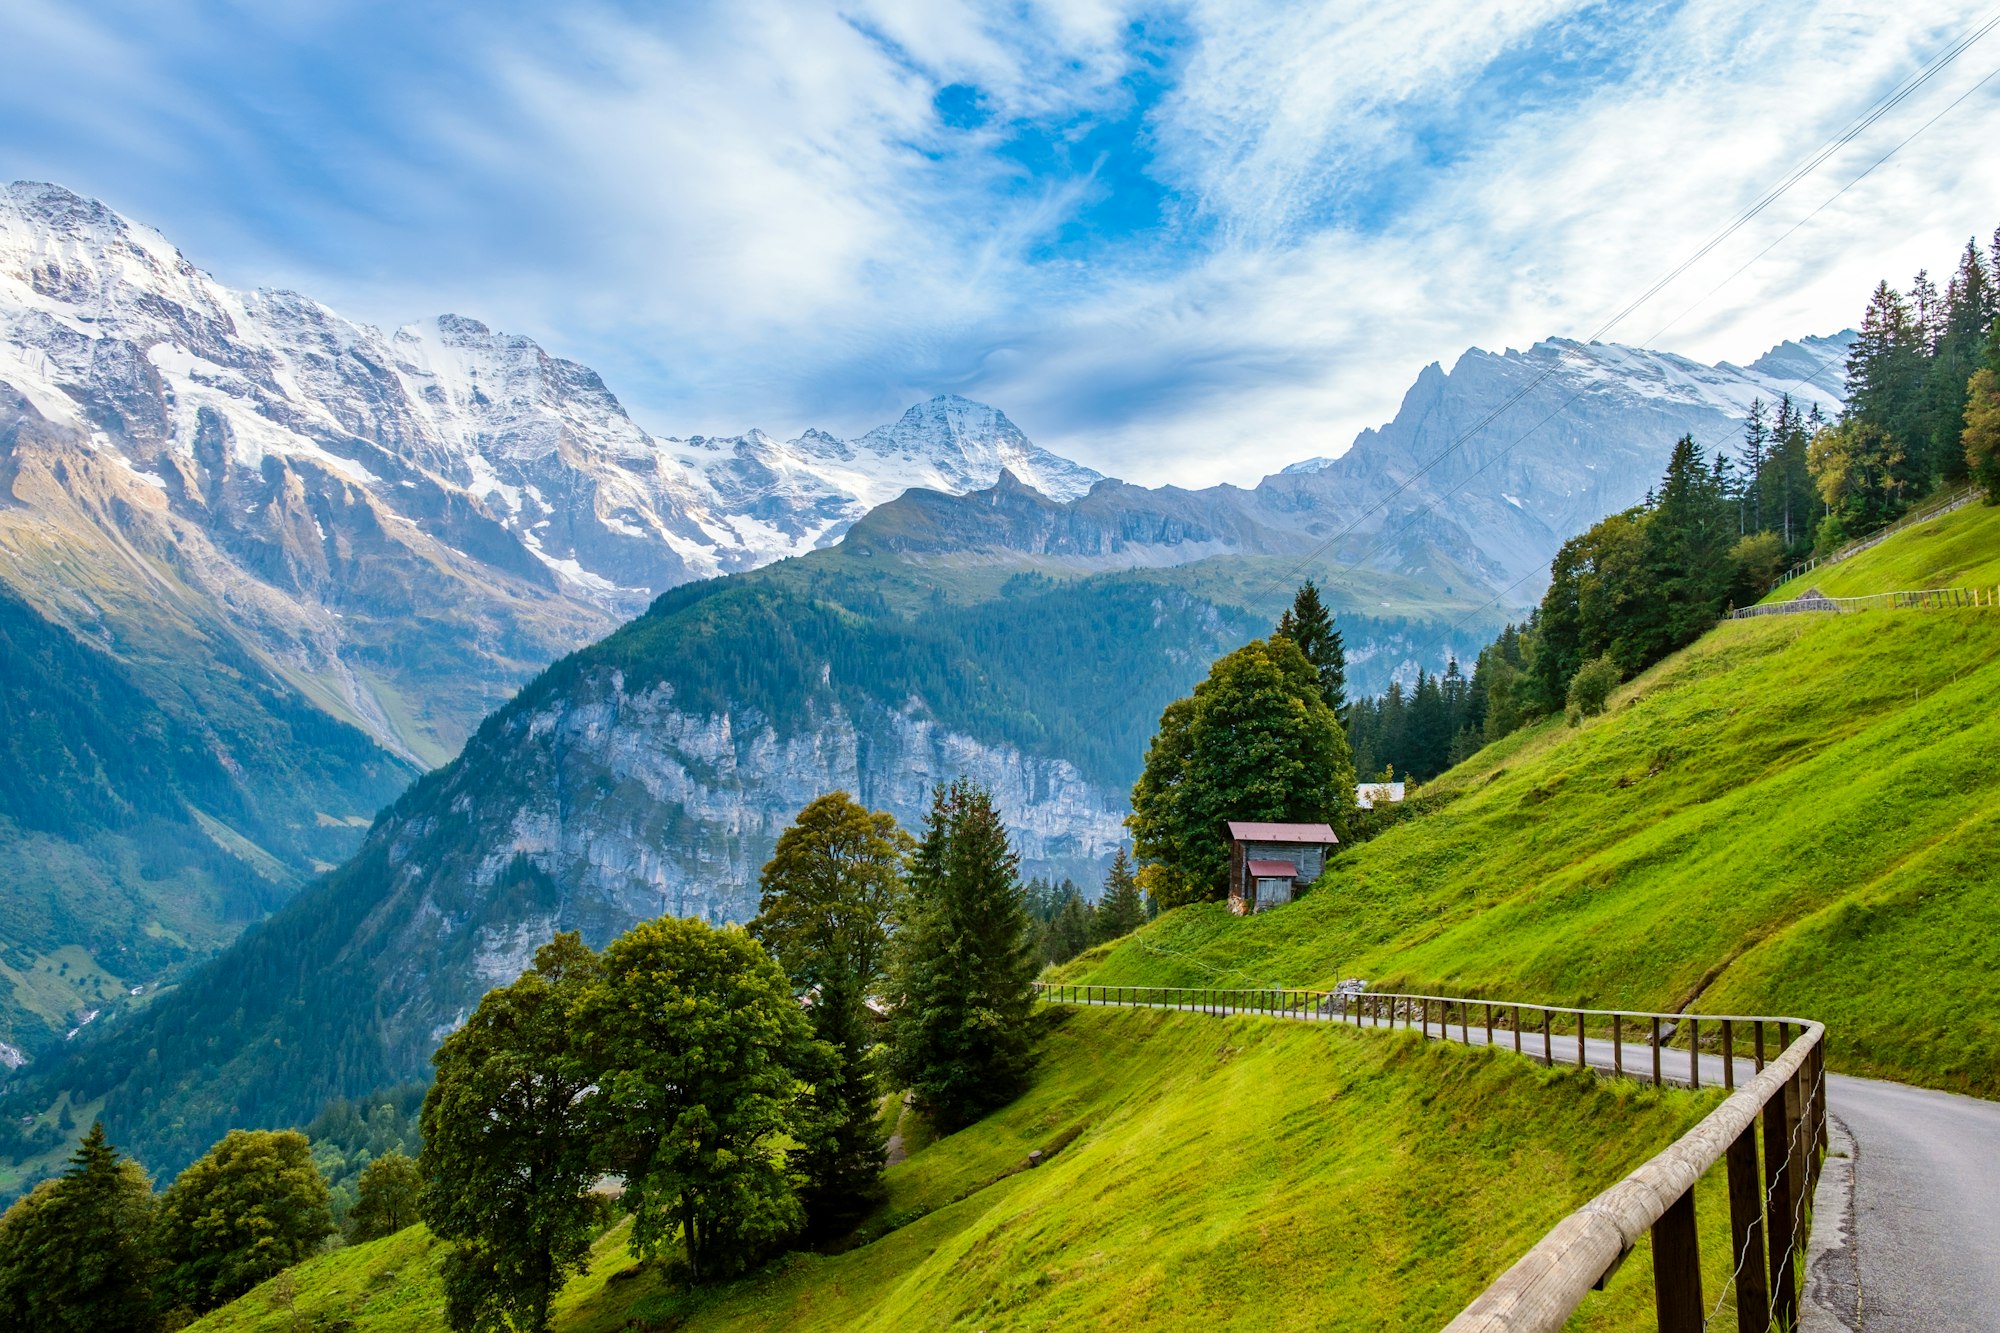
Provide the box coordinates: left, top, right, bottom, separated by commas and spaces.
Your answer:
1738, 398, 1769, 534
749, 792, 910, 1230
1046, 885, 1094, 965
0, 1124, 158, 1333
1093, 848, 1145, 944
884, 780, 1039, 1130
1274, 579, 1347, 719
1845, 281, 1930, 492
1928, 239, 1999, 486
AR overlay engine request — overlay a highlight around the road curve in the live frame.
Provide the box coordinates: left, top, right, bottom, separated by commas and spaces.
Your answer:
1824, 1073, 2000, 1331
1046, 995, 2000, 1330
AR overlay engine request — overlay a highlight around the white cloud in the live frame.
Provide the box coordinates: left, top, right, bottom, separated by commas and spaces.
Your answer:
2, 0, 1997, 487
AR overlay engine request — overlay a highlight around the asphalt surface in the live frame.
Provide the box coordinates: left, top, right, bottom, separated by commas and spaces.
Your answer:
1052, 995, 2000, 1330
1823, 1073, 2000, 1331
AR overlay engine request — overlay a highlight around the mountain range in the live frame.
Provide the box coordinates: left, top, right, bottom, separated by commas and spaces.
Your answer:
0, 182, 1853, 1157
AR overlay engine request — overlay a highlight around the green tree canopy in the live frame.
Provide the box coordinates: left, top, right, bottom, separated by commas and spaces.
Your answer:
419, 932, 602, 1333
748, 791, 910, 1230
576, 917, 821, 1282
884, 780, 1039, 1130
1127, 635, 1355, 909
1274, 579, 1347, 718
1093, 848, 1145, 944
0, 1124, 158, 1333
347, 1150, 422, 1243
153, 1128, 333, 1314
1964, 366, 2000, 501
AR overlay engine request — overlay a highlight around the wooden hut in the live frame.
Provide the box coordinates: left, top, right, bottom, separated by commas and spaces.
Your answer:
1226, 821, 1338, 915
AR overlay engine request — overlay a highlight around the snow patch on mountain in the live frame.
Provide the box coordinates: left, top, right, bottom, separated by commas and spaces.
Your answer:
0, 181, 1101, 760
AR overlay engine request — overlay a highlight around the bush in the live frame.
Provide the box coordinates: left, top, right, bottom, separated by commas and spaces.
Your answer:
1729, 531, 1786, 599
1564, 655, 1622, 725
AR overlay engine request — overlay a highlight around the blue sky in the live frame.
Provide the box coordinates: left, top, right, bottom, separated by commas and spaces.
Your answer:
4, 1, 1998, 484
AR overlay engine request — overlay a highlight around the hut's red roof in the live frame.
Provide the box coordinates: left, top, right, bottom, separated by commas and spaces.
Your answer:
1227, 821, 1338, 844
1246, 859, 1301, 878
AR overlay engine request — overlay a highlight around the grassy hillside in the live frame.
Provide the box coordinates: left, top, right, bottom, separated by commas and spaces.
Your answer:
1064, 506, 2000, 1096
190, 1007, 1728, 1333
1766, 495, 2000, 600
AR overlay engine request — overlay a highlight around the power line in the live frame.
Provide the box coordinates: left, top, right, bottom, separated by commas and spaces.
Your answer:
1279, 27, 2000, 627
1271, 11, 2000, 598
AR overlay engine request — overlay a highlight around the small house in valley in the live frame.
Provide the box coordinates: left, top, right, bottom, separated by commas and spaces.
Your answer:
1227, 821, 1339, 915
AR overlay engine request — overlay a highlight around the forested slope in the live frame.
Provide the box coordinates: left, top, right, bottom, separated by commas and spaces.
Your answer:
0, 588, 410, 1067
1067, 505, 2000, 1097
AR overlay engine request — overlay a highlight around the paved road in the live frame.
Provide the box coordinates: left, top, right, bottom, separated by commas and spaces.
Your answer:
1821, 1073, 2000, 1331
1050, 995, 2000, 1330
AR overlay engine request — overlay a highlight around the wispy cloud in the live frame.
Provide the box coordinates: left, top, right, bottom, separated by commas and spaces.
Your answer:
2, 0, 1997, 485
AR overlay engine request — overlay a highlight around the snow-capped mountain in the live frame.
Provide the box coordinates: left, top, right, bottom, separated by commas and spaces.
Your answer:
0, 181, 1099, 762
1262, 334, 1850, 589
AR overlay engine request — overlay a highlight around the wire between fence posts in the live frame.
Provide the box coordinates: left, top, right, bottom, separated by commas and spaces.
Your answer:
1446, 1023, 1822, 1333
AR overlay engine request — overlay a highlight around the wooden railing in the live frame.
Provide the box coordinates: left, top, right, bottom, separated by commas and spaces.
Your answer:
1032, 982, 1827, 1332
1766, 485, 1978, 592
1732, 584, 1998, 617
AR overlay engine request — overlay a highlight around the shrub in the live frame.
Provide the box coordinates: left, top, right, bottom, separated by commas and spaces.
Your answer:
1565, 654, 1622, 725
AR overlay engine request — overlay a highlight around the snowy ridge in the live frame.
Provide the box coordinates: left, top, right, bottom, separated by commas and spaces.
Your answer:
0, 181, 1100, 759
1280, 335, 1849, 476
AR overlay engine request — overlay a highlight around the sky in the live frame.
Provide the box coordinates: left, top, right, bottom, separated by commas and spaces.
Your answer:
3, 1, 1999, 486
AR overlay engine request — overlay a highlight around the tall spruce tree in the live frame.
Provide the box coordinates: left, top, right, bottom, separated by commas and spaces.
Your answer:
0, 1124, 158, 1333
884, 780, 1039, 1130
1093, 848, 1146, 944
1275, 579, 1348, 718
749, 792, 910, 1230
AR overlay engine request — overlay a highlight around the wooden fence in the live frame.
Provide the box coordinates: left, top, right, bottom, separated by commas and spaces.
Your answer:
1767, 486, 1979, 592
1032, 982, 1826, 1332
1732, 584, 1999, 618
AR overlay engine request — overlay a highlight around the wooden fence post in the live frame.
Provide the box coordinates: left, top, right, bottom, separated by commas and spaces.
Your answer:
1576, 1011, 1586, 1069
1484, 1003, 1494, 1045
1725, 1121, 1770, 1333
1460, 1002, 1470, 1045
1765, 1073, 1799, 1329
1690, 1018, 1700, 1090
1651, 1186, 1704, 1333
1512, 1005, 1522, 1055
1722, 1020, 1735, 1091
1651, 1017, 1662, 1085
1541, 1008, 1552, 1065
1612, 1014, 1622, 1078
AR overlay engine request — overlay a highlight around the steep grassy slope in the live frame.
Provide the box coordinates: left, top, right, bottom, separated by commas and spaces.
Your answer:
1066, 596, 2000, 1095
1767, 495, 2000, 600
190, 1006, 1729, 1333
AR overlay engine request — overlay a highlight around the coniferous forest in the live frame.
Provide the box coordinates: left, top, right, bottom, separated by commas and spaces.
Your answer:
1347, 226, 2000, 780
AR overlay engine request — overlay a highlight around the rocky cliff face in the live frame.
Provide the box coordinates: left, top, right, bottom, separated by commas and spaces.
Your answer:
375, 664, 1127, 1066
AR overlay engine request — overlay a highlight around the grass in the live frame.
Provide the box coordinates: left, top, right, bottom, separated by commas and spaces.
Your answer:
1063, 501, 2000, 1097
1766, 494, 2000, 600
190, 1007, 1731, 1332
